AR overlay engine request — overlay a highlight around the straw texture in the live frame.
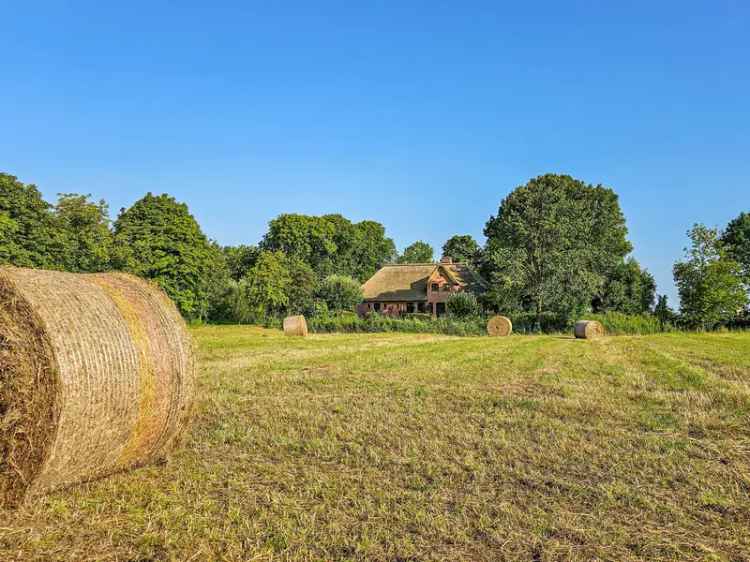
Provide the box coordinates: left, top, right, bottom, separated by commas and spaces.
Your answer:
283, 315, 308, 337
0, 267, 194, 508
487, 315, 513, 337
574, 320, 605, 339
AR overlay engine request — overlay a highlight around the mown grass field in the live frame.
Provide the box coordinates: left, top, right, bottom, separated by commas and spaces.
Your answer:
2, 327, 750, 561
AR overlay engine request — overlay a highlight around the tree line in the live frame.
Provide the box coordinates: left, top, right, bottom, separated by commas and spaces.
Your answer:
1, 172, 747, 330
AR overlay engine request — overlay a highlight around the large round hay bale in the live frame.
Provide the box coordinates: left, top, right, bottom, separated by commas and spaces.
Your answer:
487, 315, 513, 337
283, 315, 308, 337
0, 267, 194, 508
574, 320, 605, 339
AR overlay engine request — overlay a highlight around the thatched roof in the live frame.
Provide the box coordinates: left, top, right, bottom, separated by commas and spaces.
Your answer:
362, 263, 484, 302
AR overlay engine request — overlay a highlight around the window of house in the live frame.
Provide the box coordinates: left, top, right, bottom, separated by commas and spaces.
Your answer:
374, 303, 380, 311
431, 283, 439, 291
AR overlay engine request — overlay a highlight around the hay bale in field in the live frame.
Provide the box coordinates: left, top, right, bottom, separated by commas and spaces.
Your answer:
487, 315, 513, 337
574, 320, 605, 339
283, 315, 308, 337
0, 267, 194, 508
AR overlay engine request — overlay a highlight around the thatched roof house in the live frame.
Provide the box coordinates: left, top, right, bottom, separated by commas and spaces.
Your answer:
360, 257, 484, 316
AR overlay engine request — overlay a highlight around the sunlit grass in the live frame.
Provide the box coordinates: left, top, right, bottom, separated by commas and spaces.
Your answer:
1, 327, 749, 561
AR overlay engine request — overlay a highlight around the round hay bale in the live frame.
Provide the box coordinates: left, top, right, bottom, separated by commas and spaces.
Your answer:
283, 315, 308, 337
0, 267, 194, 508
486, 315, 513, 337
574, 320, 605, 339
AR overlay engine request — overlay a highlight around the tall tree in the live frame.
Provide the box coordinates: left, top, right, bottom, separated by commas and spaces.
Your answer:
0, 173, 67, 269
398, 241, 434, 263
722, 212, 750, 285
223, 244, 259, 281
350, 220, 397, 281
260, 214, 337, 274
654, 294, 676, 329
597, 257, 656, 314
240, 250, 318, 318
261, 213, 395, 281
442, 235, 480, 264
54, 193, 113, 272
483, 174, 632, 326
673, 224, 748, 330
112, 193, 217, 319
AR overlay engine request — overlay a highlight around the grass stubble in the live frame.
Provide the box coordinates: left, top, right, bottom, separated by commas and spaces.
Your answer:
1, 326, 748, 561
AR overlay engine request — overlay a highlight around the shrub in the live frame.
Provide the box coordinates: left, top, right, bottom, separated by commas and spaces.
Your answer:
316, 274, 363, 312
446, 292, 480, 319
307, 312, 486, 336
586, 312, 673, 335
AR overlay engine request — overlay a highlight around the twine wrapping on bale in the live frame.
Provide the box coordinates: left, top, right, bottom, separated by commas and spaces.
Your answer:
487, 315, 513, 337
574, 320, 605, 339
283, 315, 308, 337
0, 267, 194, 508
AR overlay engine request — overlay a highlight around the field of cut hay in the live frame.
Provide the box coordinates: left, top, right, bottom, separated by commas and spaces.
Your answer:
2, 326, 749, 561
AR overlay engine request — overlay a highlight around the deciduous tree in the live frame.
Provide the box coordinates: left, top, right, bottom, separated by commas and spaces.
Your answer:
673, 224, 748, 329
597, 258, 656, 314
722, 211, 750, 285
0, 173, 67, 269
398, 241, 434, 264
112, 193, 217, 319
54, 193, 113, 272
483, 174, 632, 326
442, 235, 480, 264
223, 244, 259, 281
261, 214, 395, 281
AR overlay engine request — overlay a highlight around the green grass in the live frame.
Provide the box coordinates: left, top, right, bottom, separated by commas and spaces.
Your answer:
2, 327, 749, 561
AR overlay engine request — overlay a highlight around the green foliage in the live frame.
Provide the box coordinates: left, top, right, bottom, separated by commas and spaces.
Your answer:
442, 235, 480, 264
112, 193, 217, 319
654, 294, 677, 330
243, 250, 293, 318
207, 279, 254, 324
722, 211, 750, 285
587, 312, 672, 335
308, 312, 487, 336
316, 274, 363, 312
397, 240, 434, 263
54, 193, 113, 272
223, 245, 259, 281
0, 173, 67, 269
239, 250, 318, 319
483, 174, 633, 325
350, 220, 398, 280
284, 256, 318, 316
597, 257, 656, 314
446, 292, 480, 318
673, 224, 748, 330
261, 213, 396, 281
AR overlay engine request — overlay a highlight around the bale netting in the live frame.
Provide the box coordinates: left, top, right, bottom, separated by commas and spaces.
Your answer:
283, 315, 308, 337
486, 315, 513, 337
574, 320, 605, 339
0, 267, 194, 508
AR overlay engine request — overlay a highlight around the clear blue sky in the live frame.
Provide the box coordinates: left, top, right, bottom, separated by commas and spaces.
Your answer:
2, 1, 748, 304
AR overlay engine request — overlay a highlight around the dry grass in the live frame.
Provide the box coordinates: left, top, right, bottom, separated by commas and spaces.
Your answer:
1, 327, 749, 561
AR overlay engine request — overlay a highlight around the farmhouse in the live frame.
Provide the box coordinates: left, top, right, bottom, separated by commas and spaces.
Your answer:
360, 257, 484, 317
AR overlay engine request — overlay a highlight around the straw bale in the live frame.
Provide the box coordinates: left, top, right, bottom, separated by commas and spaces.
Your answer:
487, 315, 513, 337
283, 315, 308, 337
0, 267, 194, 507
574, 320, 605, 339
